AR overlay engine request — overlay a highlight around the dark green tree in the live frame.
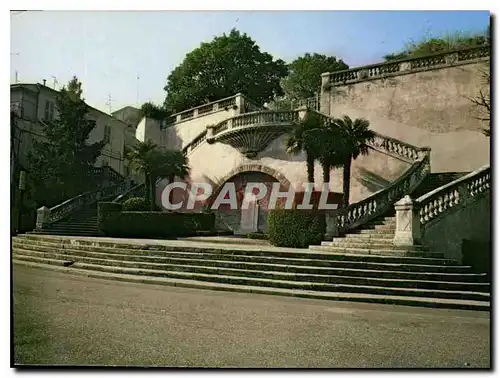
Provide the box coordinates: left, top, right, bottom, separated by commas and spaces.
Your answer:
163, 29, 288, 112
281, 53, 348, 101
28, 76, 105, 206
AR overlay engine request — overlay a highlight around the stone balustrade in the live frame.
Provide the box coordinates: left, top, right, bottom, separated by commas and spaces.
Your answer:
393, 165, 490, 246
322, 45, 490, 87
36, 181, 131, 229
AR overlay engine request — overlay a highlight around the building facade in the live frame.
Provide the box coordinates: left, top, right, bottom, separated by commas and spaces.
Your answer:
10, 82, 129, 176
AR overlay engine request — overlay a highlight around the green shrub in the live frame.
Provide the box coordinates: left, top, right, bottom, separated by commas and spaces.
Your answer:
98, 202, 123, 232
267, 209, 326, 248
122, 197, 150, 211
99, 209, 215, 239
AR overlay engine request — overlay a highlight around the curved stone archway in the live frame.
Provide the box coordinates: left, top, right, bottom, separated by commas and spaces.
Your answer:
215, 164, 292, 192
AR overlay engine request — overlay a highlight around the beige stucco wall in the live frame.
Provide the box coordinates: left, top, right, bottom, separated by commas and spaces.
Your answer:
422, 192, 490, 262
322, 61, 490, 173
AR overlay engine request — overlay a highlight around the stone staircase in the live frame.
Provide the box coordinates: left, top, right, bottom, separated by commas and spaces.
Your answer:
12, 234, 489, 311
30, 205, 100, 237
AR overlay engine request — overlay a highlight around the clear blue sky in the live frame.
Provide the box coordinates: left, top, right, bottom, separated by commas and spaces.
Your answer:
10, 10, 490, 113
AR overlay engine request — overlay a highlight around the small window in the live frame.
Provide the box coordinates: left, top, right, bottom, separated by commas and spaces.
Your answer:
102, 159, 109, 167
104, 125, 111, 144
44, 100, 54, 121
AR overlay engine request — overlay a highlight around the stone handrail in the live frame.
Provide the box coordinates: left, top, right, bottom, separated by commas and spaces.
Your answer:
367, 132, 422, 162
416, 165, 490, 228
183, 130, 208, 155
208, 110, 299, 139
269, 95, 320, 111
164, 94, 240, 126
112, 182, 146, 203
333, 150, 430, 235
324, 45, 490, 87
36, 181, 131, 229
392, 165, 490, 246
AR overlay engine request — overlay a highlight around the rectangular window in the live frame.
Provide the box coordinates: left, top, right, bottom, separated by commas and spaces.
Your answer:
44, 100, 54, 121
104, 125, 111, 144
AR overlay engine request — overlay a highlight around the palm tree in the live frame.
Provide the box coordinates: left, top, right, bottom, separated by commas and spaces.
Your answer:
125, 141, 190, 210
285, 111, 323, 184
125, 140, 157, 205
148, 149, 190, 210
331, 116, 376, 207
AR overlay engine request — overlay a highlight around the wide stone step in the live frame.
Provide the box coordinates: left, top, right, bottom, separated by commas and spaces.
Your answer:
356, 229, 395, 235
13, 236, 459, 266
11, 253, 490, 302
13, 247, 487, 283
309, 245, 442, 258
345, 233, 394, 240
11, 239, 470, 273
29, 230, 102, 237
12, 259, 490, 311
359, 224, 396, 231
323, 240, 429, 251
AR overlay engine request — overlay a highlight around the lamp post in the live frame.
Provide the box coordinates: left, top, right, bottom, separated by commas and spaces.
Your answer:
17, 170, 26, 233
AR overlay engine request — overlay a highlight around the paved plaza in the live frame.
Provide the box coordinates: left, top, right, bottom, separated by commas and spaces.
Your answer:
12, 265, 490, 368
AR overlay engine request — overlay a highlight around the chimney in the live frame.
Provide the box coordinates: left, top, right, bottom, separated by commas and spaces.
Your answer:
42, 79, 46, 86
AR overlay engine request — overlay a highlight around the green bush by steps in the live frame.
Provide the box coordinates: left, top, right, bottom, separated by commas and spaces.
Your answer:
98, 201, 215, 239
267, 209, 325, 248
122, 197, 162, 211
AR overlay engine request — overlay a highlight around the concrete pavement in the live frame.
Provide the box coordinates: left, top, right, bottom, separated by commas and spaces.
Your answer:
12, 265, 490, 368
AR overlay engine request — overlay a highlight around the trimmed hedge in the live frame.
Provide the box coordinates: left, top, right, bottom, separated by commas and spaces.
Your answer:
98, 201, 215, 238
98, 202, 123, 229
267, 209, 326, 248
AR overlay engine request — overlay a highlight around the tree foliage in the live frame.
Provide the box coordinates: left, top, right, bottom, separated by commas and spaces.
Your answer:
163, 29, 288, 113
139, 101, 170, 121
281, 53, 348, 100
383, 27, 490, 61
329, 116, 375, 207
125, 140, 190, 210
28, 76, 105, 207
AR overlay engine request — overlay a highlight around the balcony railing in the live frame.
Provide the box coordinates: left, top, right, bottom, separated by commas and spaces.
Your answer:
324, 45, 490, 87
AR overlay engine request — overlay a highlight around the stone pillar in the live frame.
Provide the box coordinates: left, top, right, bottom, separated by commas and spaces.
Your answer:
320, 73, 331, 115
235, 93, 244, 114
324, 211, 340, 239
36, 206, 51, 229
393, 195, 421, 246
297, 106, 309, 122
399, 61, 412, 71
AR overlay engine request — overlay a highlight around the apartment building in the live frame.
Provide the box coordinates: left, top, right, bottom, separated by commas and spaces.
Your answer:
10, 82, 129, 176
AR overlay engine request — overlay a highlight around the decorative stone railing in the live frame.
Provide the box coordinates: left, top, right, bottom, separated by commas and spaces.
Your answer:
208, 110, 299, 139
323, 45, 490, 87
367, 133, 422, 162
393, 165, 490, 246
164, 94, 242, 126
112, 182, 146, 203
328, 149, 430, 236
36, 181, 131, 229
183, 130, 208, 155
268, 95, 320, 111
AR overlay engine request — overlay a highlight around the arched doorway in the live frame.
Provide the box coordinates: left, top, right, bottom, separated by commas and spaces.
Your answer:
210, 165, 290, 234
